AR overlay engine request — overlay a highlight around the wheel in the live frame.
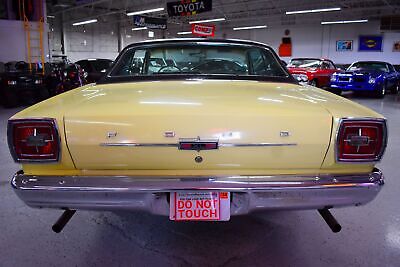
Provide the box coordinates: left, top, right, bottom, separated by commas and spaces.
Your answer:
38, 87, 50, 101
310, 79, 318, 87
375, 82, 386, 98
391, 82, 399, 94
329, 88, 342, 95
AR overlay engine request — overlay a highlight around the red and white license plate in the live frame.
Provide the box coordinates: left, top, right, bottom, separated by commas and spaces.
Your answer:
170, 192, 230, 221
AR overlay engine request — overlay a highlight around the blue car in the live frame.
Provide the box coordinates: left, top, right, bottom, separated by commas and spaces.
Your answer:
330, 61, 400, 98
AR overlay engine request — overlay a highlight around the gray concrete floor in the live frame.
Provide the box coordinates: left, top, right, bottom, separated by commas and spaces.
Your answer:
0, 94, 399, 267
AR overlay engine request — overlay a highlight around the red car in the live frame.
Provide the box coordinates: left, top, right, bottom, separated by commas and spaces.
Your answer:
287, 58, 340, 88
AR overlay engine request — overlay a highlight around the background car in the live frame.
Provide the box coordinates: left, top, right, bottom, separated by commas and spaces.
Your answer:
0, 61, 48, 107
287, 58, 340, 88
75, 59, 113, 83
330, 61, 400, 98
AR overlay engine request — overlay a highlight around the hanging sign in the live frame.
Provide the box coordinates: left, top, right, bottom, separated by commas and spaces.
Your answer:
167, 0, 212, 17
191, 24, 215, 37
133, 15, 167, 29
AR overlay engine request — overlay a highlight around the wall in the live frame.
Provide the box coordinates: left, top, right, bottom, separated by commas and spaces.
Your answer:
53, 19, 400, 64
63, 23, 119, 62
217, 21, 400, 64
0, 19, 49, 63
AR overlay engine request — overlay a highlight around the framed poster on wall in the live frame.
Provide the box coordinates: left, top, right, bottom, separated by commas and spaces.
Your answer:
359, 35, 383, 51
336, 40, 353, 51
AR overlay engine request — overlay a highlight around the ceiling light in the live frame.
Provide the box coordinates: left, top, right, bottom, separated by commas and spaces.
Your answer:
132, 27, 148, 31
72, 19, 98, 26
233, 25, 267, 31
286, 7, 341, 15
127, 7, 164, 16
177, 31, 192, 35
47, 15, 55, 19
189, 18, 225, 24
321, 19, 368, 25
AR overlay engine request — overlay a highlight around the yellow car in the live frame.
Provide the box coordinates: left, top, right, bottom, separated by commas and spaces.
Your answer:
8, 39, 387, 233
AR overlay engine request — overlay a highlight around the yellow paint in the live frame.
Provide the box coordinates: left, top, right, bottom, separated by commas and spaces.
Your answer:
12, 80, 383, 177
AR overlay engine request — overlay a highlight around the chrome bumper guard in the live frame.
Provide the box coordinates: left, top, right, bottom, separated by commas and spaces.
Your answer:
11, 169, 384, 215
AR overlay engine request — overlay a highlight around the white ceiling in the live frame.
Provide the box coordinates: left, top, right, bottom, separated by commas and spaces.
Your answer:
47, 0, 400, 28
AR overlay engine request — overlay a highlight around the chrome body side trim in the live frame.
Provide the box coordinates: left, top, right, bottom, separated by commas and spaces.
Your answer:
100, 142, 297, 147
11, 168, 384, 215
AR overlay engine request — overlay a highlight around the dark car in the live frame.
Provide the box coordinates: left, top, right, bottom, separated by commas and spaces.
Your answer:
330, 61, 400, 98
0, 61, 49, 107
287, 58, 340, 88
75, 59, 113, 83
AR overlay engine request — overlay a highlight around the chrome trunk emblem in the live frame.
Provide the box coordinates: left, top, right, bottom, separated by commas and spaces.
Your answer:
164, 131, 175, 138
107, 132, 118, 138
178, 137, 219, 151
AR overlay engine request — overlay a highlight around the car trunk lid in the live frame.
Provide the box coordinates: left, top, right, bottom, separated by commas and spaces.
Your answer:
64, 80, 333, 171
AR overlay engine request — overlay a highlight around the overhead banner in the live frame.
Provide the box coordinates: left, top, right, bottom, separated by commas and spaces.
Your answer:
133, 15, 167, 29
167, 0, 212, 17
191, 24, 215, 37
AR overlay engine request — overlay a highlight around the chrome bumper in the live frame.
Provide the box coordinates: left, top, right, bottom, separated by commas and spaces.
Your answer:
11, 169, 384, 215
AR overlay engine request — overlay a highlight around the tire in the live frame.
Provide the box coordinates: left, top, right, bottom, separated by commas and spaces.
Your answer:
391, 82, 399, 94
330, 88, 342, 95
375, 82, 386, 98
2, 90, 19, 108
38, 87, 50, 101
310, 79, 318, 87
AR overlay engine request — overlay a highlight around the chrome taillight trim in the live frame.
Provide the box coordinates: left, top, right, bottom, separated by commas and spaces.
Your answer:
335, 118, 387, 163
7, 118, 61, 163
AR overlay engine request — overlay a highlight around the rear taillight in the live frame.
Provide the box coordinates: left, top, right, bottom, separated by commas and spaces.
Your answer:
7, 119, 60, 162
336, 118, 387, 162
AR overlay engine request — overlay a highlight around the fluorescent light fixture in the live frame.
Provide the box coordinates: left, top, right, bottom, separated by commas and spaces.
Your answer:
132, 27, 148, 31
177, 31, 192, 35
321, 19, 368, 25
47, 15, 55, 19
72, 19, 98, 26
189, 18, 225, 24
127, 7, 164, 16
233, 25, 267, 31
286, 7, 341, 15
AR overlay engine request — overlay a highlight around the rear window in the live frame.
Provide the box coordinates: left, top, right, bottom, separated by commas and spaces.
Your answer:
109, 43, 287, 78
92, 60, 112, 72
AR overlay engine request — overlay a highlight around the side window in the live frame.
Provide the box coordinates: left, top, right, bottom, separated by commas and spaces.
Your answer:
111, 49, 146, 76
248, 49, 267, 75
327, 61, 336, 69
321, 62, 330, 69
387, 64, 395, 72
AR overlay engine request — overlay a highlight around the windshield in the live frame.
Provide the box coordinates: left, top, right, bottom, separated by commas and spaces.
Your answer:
348, 62, 388, 72
288, 59, 321, 68
109, 44, 287, 78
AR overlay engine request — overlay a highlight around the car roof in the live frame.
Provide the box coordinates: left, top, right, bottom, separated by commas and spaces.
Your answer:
290, 58, 328, 61
351, 61, 390, 64
77, 58, 112, 62
124, 38, 272, 49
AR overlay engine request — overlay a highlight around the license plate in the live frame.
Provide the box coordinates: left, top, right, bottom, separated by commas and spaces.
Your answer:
170, 192, 230, 221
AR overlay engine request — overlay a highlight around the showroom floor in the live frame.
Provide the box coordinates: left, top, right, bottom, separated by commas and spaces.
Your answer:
0, 94, 399, 267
